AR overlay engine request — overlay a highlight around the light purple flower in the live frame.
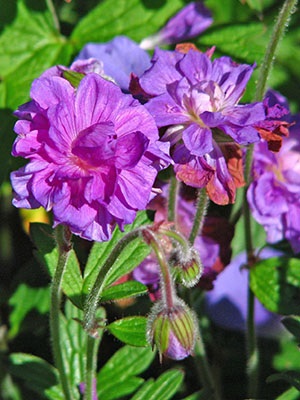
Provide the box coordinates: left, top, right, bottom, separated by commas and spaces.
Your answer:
205, 249, 284, 337
75, 36, 151, 91
138, 48, 265, 204
140, 2, 212, 50
247, 100, 300, 253
11, 73, 171, 241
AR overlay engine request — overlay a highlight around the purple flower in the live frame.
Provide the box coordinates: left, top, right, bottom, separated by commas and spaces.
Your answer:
205, 249, 284, 337
75, 36, 151, 91
138, 48, 265, 204
247, 100, 300, 252
11, 73, 170, 241
140, 2, 212, 49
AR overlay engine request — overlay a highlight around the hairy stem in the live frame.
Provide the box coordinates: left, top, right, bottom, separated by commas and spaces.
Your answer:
188, 188, 209, 245
50, 225, 73, 400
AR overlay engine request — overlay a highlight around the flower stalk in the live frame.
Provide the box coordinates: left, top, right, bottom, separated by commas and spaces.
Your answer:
188, 188, 209, 245
50, 225, 73, 400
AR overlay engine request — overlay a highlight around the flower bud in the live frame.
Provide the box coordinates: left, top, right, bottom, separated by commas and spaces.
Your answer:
171, 247, 203, 288
147, 299, 197, 361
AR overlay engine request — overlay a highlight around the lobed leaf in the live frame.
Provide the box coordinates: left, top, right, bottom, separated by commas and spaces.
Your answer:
107, 316, 148, 347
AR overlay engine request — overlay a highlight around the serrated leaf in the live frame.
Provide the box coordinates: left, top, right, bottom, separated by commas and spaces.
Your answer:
101, 281, 147, 302
267, 371, 300, 391
97, 345, 155, 397
30, 223, 83, 308
0, 0, 73, 109
131, 369, 184, 400
71, 0, 186, 51
8, 353, 59, 398
107, 316, 148, 347
197, 23, 270, 64
82, 211, 151, 300
250, 257, 300, 315
8, 284, 49, 338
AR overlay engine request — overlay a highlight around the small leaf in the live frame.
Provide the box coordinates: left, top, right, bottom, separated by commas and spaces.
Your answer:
250, 257, 300, 315
131, 369, 184, 400
267, 371, 300, 391
281, 316, 300, 340
100, 281, 147, 302
30, 223, 83, 308
107, 316, 148, 347
97, 345, 155, 397
8, 284, 49, 338
8, 353, 59, 397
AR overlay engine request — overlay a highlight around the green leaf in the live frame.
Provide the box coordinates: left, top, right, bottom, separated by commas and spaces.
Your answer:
131, 369, 184, 400
107, 316, 148, 347
267, 371, 300, 391
101, 281, 147, 302
281, 316, 300, 340
8, 353, 59, 398
197, 23, 270, 64
273, 339, 300, 372
276, 387, 300, 400
97, 345, 155, 399
0, 0, 73, 109
181, 389, 215, 400
70, 0, 186, 51
0, 109, 16, 185
30, 223, 83, 308
250, 257, 300, 315
8, 284, 49, 338
82, 211, 151, 298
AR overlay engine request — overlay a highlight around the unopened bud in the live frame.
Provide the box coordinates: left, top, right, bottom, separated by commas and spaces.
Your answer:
171, 248, 203, 287
147, 298, 197, 361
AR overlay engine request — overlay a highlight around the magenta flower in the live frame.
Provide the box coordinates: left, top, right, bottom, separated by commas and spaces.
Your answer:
11, 73, 170, 241
140, 2, 212, 50
138, 48, 265, 204
247, 100, 300, 253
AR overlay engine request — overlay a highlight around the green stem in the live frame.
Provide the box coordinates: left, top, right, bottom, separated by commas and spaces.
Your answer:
83, 228, 143, 335
142, 229, 175, 308
168, 175, 178, 224
188, 188, 209, 245
194, 326, 222, 400
46, 0, 60, 32
50, 225, 73, 400
254, 0, 298, 102
84, 335, 100, 400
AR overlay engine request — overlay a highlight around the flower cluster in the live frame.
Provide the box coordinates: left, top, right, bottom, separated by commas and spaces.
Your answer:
247, 91, 300, 253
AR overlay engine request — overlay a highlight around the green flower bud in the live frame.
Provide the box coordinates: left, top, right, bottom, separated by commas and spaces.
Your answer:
171, 247, 203, 287
147, 298, 197, 361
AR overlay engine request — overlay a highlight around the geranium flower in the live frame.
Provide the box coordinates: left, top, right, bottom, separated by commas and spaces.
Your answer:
11, 73, 170, 241
247, 92, 300, 253
138, 48, 265, 204
140, 1, 212, 50
75, 36, 151, 91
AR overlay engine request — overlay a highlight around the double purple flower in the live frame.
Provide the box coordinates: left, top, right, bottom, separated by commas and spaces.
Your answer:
11, 72, 170, 241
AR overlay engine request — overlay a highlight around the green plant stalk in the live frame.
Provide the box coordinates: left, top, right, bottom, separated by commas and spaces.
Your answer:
83, 228, 143, 334
84, 335, 100, 400
168, 174, 178, 224
46, 0, 60, 32
244, 2, 298, 396
188, 188, 209, 245
143, 228, 175, 308
50, 225, 73, 400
